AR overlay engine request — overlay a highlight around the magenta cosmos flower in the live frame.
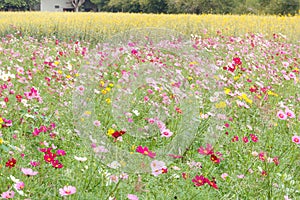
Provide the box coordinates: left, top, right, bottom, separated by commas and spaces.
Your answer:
198, 143, 214, 155
136, 146, 156, 158
192, 175, 206, 187
59, 186, 76, 196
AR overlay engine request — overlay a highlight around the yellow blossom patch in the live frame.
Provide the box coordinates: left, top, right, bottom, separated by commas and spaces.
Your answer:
215, 101, 227, 108
107, 128, 115, 136
224, 88, 231, 95
267, 91, 278, 97
105, 98, 111, 104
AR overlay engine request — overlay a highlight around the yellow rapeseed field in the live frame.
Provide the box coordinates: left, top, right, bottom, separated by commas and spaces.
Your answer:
0, 12, 299, 43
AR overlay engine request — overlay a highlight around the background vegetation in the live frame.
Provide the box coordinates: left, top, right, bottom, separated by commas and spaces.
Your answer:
0, 0, 299, 15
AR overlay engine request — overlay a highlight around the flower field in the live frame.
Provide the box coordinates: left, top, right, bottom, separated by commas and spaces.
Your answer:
0, 13, 299, 199
0, 12, 299, 43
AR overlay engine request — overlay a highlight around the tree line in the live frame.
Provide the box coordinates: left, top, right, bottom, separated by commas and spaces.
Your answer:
0, 0, 299, 15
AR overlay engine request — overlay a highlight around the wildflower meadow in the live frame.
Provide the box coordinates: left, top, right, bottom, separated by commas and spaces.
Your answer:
0, 12, 299, 200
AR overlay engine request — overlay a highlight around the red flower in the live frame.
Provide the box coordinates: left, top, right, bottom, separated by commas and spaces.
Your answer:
259, 152, 266, 162
197, 143, 214, 155
206, 178, 219, 190
192, 175, 206, 187
136, 146, 156, 158
182, 173, 188, 180
16, 95, 22, 102
243, 137, 249, 143
250, 134, 258, 142
44, 153, 56, 163
112, 130, 126, 139
5, 158, 17, 168
233, 57, 242, 65
273, 157, 279, 166
232, 135, 239, 142
52, 160, 63, 168
39, 148, 52, 154
210, 154, 220, 164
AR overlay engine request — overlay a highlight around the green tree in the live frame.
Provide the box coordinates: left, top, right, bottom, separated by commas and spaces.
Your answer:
139, 0, 167, 13
25, 0, 40, 11
3, 0, 27, 10
267, 0, 299, 15
90, 0, 110, 11
107, 0, 141, 12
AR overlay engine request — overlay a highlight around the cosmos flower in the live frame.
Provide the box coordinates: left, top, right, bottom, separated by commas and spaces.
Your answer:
136, 146, 156, 158
59, 186, 76, 196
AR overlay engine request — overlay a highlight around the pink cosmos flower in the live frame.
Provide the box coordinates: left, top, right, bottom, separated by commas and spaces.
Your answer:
21, 168, 38, 176
197, 143, 214, 155
93, 120, 101, 126
161, 129, 173, 138
15, 182, 25, 190
285, 109, 295, 118
292, 136, 300, 144
109, 175, 119, 183
1, 190, 15, 199
277, 110, 287, 120
237, 174, 245, 179
221, 173, 229, 180
136, 146, 156, 158
127, 194, 139, 200
150, 160, 167, 176
77, 85, 85, 95
59, 186, 76, 196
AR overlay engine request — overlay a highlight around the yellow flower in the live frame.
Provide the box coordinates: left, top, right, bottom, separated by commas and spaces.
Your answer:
107, 128, 115, 136
215, 101, 226, 108
105, 87, 111, 92
189, 61, 198, 65
0, 138, 3, 145
234, 74, 241, 81
267, 91, 278, 97
105, 98, 111, 104
224, 88, 231, 95
57, 70, 63, 74
0, 118, 3, 123
240, 93, 252, 104
187, 76, 193, 81
54, 61, 60, 66
131, 145, 136, 150
75, 73, 79, 77
66, 75, 72, 79
108, 83, 114, 87
100, 81, 105, 87
84, 110, 91, 116
101, 89, 107, 95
